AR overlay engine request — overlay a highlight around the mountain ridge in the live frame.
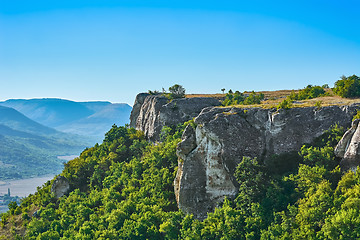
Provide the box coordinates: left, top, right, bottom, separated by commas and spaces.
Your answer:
0, 105, 57, 136
0, 105, 90, 179
0, 98, 132, 143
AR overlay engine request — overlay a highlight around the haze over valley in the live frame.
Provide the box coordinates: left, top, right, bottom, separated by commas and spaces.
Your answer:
0, 98, 132, 144
0, 99, 132, 180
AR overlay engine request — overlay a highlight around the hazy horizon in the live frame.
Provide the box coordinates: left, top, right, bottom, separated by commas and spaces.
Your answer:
0, 97, 131, 105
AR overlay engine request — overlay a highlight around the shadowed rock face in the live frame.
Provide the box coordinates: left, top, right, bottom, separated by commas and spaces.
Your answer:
51, 176, 70, 199
130, 94, 221, 141
335, 119, 360, 172
176, 105, 358, 219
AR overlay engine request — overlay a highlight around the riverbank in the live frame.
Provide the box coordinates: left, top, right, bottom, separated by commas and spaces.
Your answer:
0, 175, 55, 198
0, 175, 55, 214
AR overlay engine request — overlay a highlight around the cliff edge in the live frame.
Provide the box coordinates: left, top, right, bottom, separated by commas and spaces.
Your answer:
175, 105, 357, 219
130, 93, 360, 219
130, 93, 221, 141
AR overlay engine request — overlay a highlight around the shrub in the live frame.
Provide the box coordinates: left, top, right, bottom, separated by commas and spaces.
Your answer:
243, 91, 265, 105
277, 99, 293, 109
315, 101, 322, 109
168, 84, 186, 99
222, 90, 264, 106
148, 84, 186, 100
148, 90, 160, 95
288, 85, 327, 101
353, 109, 360, 121
333, 74, 360, 98
8, 201, 18, 214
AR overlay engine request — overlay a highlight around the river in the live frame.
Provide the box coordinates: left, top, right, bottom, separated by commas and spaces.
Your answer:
0, 155, 77, 198
0, 175, 55, 198
0, 155, 77, 214
0, 175, 55, 214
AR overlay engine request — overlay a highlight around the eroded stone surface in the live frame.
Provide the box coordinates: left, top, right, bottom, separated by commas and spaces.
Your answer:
129, 93, 150, 129
335, 119, 360, 172
176, 105, 358, 219
130, 94, 221, 141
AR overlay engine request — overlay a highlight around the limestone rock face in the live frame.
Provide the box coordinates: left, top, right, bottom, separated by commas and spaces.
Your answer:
51, 176, 70, 199
130, 94, 221, 141
131, 95, 169, 141
129, 93, 151, 129
176, 105, 358, 219
335, 119, 360, 171
130, 93, 360, 219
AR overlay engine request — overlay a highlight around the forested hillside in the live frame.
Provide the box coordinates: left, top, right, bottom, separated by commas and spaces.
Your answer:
2, 120, 360, 239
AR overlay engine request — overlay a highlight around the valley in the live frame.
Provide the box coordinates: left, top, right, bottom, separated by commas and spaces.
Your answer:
0, 99, 132, 144
0, 99, 132, 181
0, 175, 54, 214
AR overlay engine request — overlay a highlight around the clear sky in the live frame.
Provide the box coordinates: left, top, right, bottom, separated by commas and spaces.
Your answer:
1, 0, 360, 105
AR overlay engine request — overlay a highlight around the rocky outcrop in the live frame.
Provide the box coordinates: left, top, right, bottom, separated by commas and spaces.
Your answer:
335, 119, 360, 172
51, 176, 70, 199
130, 93, 152, 129
130, 93, 360, 219
130, 94, 221, 141
175, 105, 359, 219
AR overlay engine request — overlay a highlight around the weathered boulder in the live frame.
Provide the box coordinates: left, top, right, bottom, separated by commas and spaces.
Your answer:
51, 176, 70, 199
175, 105, 359, 219
130, 94, 221, 141
335, 119, 360, 172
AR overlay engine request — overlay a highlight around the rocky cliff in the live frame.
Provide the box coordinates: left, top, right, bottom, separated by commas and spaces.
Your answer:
335, 119, 360, 172
175, 105, 359, 219
130, 93, 360, 219
130, 93, 221, 141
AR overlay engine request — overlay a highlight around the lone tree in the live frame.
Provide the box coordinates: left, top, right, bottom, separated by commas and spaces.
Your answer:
169, 84, 186, 99
221, 88, 225, 94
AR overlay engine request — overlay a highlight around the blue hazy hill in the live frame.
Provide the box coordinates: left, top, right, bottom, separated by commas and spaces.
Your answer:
0, 99, 94, 128
0, 105, 90, 179
0, 105, 57, 135
0, 99, 132, 143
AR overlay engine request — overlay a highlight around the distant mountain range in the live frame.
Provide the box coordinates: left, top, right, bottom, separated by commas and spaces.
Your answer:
0, 99, 132, 180
0, 98, 132, 143
0, 105, 89, 179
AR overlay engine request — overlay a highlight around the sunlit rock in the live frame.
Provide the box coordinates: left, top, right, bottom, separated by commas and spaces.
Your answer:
335, 119, 360, 172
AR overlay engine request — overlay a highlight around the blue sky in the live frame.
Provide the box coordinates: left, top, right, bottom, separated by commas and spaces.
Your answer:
1, 1, 360, 105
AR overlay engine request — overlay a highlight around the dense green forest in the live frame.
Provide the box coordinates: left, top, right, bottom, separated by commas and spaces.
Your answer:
1, 119, 360, 239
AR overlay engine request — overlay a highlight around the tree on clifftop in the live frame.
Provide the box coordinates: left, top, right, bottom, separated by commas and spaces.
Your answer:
333, 74, 360, 98
169, 84, 186, 99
